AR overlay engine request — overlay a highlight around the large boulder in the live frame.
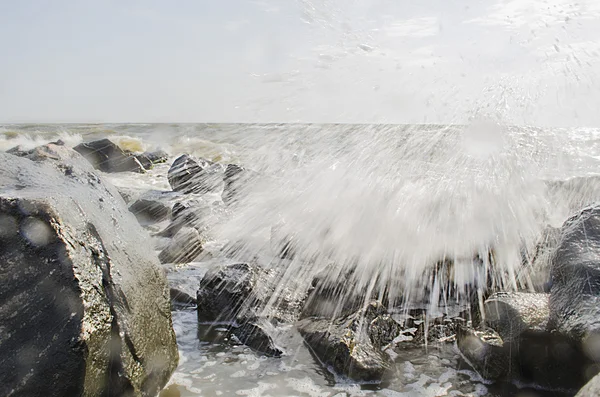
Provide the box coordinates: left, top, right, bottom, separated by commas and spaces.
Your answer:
167, 154, 224, 194
458, 291, 591, 389
550, 205, 600, 351
73, 138, 146, 173
0, 144, 178, 397
222, 164, 258, 205
158, 226, 204, 264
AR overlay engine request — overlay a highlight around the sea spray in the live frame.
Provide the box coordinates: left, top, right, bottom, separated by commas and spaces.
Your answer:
213, 122, 554, 326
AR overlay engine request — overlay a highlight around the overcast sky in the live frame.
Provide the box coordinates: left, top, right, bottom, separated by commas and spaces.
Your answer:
1, 0, 600, 125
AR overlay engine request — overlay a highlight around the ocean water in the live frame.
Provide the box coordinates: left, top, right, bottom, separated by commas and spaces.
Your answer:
2, 122, 599, 396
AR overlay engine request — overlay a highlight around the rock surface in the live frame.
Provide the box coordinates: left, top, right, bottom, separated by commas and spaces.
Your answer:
484, 292, 549, 341
550, 205, 600, 348
0, 144, 178, 397
167, 154, 224, 194
298, 301, 399, 381
73, 138, 146, 173
158, 226, 204, 264
128, 191, 177, 225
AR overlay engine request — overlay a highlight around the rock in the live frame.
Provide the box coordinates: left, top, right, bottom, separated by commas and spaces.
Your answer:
297, 301, 398, 381
73, 138, 146, 173
577, 371, 600, 396
0, 144, 178, 397
457, 327, 509, 381
127, 190, 182, 226
196, 263, 260, 323
167, 154, 224, 194
170, 287, 197, 309
459, 291, 592, 389
135, 150, 169, 170
222, 164, 257, 205
158, 227, 203, 264
231, 322, 282, 357
484, 292, 549, 341
196, 262, 308, 356
549, 205, 600, 345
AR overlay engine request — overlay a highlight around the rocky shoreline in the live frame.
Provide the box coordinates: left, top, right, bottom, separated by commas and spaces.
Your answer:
3, 138, 600, 396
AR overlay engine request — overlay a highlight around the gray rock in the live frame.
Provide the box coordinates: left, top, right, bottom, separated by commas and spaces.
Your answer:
222, 164, 258, 205
0, 144, 178, 397
484, 292, 549, 341
158, 227, 203, 264
73, 138, 146, 173
170, 287, 197, 309
297, 301, 398, 382
576, 371, 600, 396
549, 205, 600, 346
167, 154, 224, 194
231, 322, 282, 357
457, 326, 509, 381
135, 150, 169, 170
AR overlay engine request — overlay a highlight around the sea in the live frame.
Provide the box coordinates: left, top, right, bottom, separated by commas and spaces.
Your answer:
3, 122, 600, 397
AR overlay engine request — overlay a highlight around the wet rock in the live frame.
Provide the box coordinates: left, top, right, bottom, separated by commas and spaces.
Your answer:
457, 327, 509, 380
73, 138, 146, 173
158, 227, 203, 264
0, 144, 178, 397
298, 301, 398, 381
135, 150, 169, 169
231, 322, 282, 357
484, 292, 549, 341
167, 154, 224, 194
196, 263, 297, 356
222, 164, 258, 205
127, 190, 181, 226
459, 291, 591, 389
549, 205, 600, 348
196, 263, 260, 322
170, 287, 197, 309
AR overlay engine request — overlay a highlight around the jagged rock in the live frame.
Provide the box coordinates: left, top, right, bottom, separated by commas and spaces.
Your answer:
549, 205, 600, 347
127, 190, 182, 226
73, 138, 146, 173
196, 262, 308, 356
484, 292, 549, 341
167, 154, 224, 194
297, 301, 398, 381
170, 287, 197, 309
135, 150, 169, 169
222, 164, 258, 205
158, 227, 203, 264
231, 322, 282, 357
457, 327, 509, 380
0, 144, 178, 397
459, 291, 591, 389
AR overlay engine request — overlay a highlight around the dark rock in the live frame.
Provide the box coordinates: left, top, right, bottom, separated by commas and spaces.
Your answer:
127, 190, 181, 225
0, 144, 178, 397
484, 292, 549, 341
231, 322, 282, 357
73, 138, 146, 173
459, 291, 592, 389
167, 154, 224, 194
134, 151, 168, 170
549, 205, 600, 345
297, 301, 398, 381
197, 263, 259, 323
170, 287, 197, 309
457, 327, 509, 380
158, 227, 203, 264
222, 164, 258, 205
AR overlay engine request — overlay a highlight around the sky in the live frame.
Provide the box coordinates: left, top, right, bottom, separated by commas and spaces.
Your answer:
1, 0, 600, 125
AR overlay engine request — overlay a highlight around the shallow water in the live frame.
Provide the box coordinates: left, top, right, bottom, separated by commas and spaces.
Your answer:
2, 123, 597, 396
